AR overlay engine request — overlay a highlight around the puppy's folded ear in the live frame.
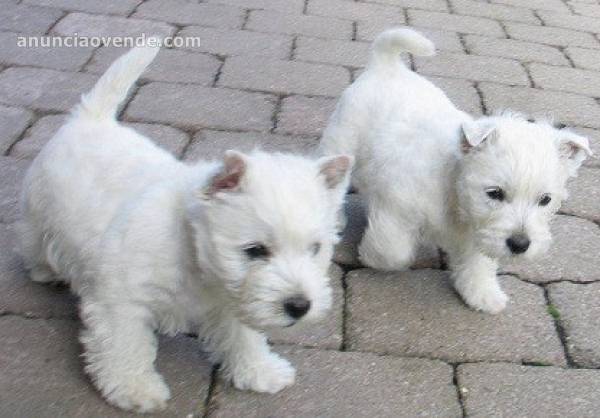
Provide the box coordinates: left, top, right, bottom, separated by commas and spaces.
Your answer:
557, 131, 592, 177
205, 150, 247, 196
317, 155, 354, 190
460, 120, 496, 153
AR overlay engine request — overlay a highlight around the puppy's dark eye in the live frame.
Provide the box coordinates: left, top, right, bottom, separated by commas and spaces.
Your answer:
311, 242, 321, 256
539, 194, 551, 206
244, 243, 270, 259
486, 187, 505, 201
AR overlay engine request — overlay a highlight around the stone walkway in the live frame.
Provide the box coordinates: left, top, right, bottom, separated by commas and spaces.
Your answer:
1, 0, 600, 417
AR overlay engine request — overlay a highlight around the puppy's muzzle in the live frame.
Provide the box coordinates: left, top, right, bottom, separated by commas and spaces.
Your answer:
506, 233, 530, 254
283, 296, 311, 319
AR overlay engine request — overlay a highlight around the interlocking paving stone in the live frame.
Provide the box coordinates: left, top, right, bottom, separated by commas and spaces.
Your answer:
23, 0, 141, 15
85, 47, 221, 85
246, 10, 353, 41
430, 76, 483, 115
548, 282, 600, 368
0, 105, 33, 154
414, 52, 529, 85
368, 0, 448, 11
565, 47, 600, 71
573, 127, 600, 167
333, 194, 441, 269
184, 130, 317, 162
219, 57, 350, 97
0, 316, 212, 418
489, 0, 570, 12
211, 347, 461, 418
569, 1, 600, 18
275, 95, 337, 137
0, 32, 95, 71
529, 64, 600, 98
178, 25, 293, 59
206, 0, 304, 14
504, 22, 600, 48
307, 0, 403, 22
125, 123, 190, 158
346, 269, 565, 365
450, 0, 540, 24
125, 82, 275, 131
411, 28, 465, 52
268, 265, 343, 349
0, 157, 30, 224
0, 67, 97, 112
134, 0, 244, 29
0, 223, 77, 319
503, 215, 600, 283
457, 363, 600, 418
408, 10, 504, 37
0, 3, 64, 34
53, 12, 176, 39
464, 35, 569, 66
295, 37, 370, 68
479, 83, 600, 129
537, 10, 600, 34
560, 167, 600, 222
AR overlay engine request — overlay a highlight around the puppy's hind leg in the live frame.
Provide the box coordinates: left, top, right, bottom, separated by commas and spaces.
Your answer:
17, 219, 56, 283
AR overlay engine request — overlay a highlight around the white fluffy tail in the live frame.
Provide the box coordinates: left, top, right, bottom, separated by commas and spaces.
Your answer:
76, 40, 160, 120
369, 27, 435, 68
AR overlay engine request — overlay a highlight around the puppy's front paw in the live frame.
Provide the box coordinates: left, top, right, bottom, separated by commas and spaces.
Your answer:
459, 283, 508, 314
103, 371, 171, 413
231, 353, 296, 394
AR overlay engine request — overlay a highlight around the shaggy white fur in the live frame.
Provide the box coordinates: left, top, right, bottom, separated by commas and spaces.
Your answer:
19, 43, 352, 412
320, 28, 591, 314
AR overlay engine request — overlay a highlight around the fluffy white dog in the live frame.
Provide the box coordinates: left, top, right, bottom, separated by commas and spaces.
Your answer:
320, 28, 591, 314
19, 43, 352, 412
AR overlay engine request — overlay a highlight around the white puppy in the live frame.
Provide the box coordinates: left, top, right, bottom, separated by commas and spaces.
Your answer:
19, 43, 352, 412
320, 28, 591, 314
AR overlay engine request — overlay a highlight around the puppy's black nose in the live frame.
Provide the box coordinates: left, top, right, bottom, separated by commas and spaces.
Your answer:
506, 234, 530, 254
283, 296, 310, 319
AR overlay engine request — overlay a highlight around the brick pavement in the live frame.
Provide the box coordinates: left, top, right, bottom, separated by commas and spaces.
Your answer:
1, 0, 600, 416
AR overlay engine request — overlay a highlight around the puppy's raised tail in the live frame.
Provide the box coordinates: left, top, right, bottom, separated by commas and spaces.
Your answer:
369, 28, 435, 69
75, 40, 161, 120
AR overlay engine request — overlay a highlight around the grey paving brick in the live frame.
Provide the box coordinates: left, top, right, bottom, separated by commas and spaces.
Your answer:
275, 95, 337, 137
548, 281, 600, 368
333, 194, 441, 269
566, 47, 600, 71
53, 12, 175, 39
464, 35, 569, 66
373, 0, 448, 11
295, 37, 370, 68
178, 26, 292, 59
569, 1, 600, 18
23, 0, 141, 15
246, 10, 353, 41
504, 22, 599, 48
0, 105, 33, 154
0, 223, 77, 319
573, 127, 600, 167
268, 265, 343, 349
207, 0, 304, 14
0, 157, 30, 224
414, 52, 529, 85
458, 363, 600, 418
0, 3, 64, 34
538, 10, 600, 34
212, 347, 461, 418
307, 0, 404, 22
219, 56, 349, 96
450, 0, 540, 24
184, 130, 317, 162
125, 123, 190, 158
412, 28, 466, 52
10, 114, 64, 159
560, 167, 600, 222
479, 83, 600, 129
503, 215, 600, 283
134, 0, 244, 29
530, 63, 600, 97
85, 47, 221, 85
408, 9, 504, 37
0, 317, 212, 418
0, 32, 95, 71
0, 67, 96, 112
126, 83, 275, 131
490, 0, 570, 12
346, 269, 565, 365
430, 76, 483, 115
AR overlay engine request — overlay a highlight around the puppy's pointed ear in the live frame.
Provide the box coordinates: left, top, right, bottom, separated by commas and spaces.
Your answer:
460, 120, 496, 153
205, 150, 247, 196
557, 131, 592, 177
318, 155, 354, 189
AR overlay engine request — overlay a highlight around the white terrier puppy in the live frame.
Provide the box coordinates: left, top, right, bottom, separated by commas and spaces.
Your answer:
320, 28, 591, 314
19, 43, 352, 412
